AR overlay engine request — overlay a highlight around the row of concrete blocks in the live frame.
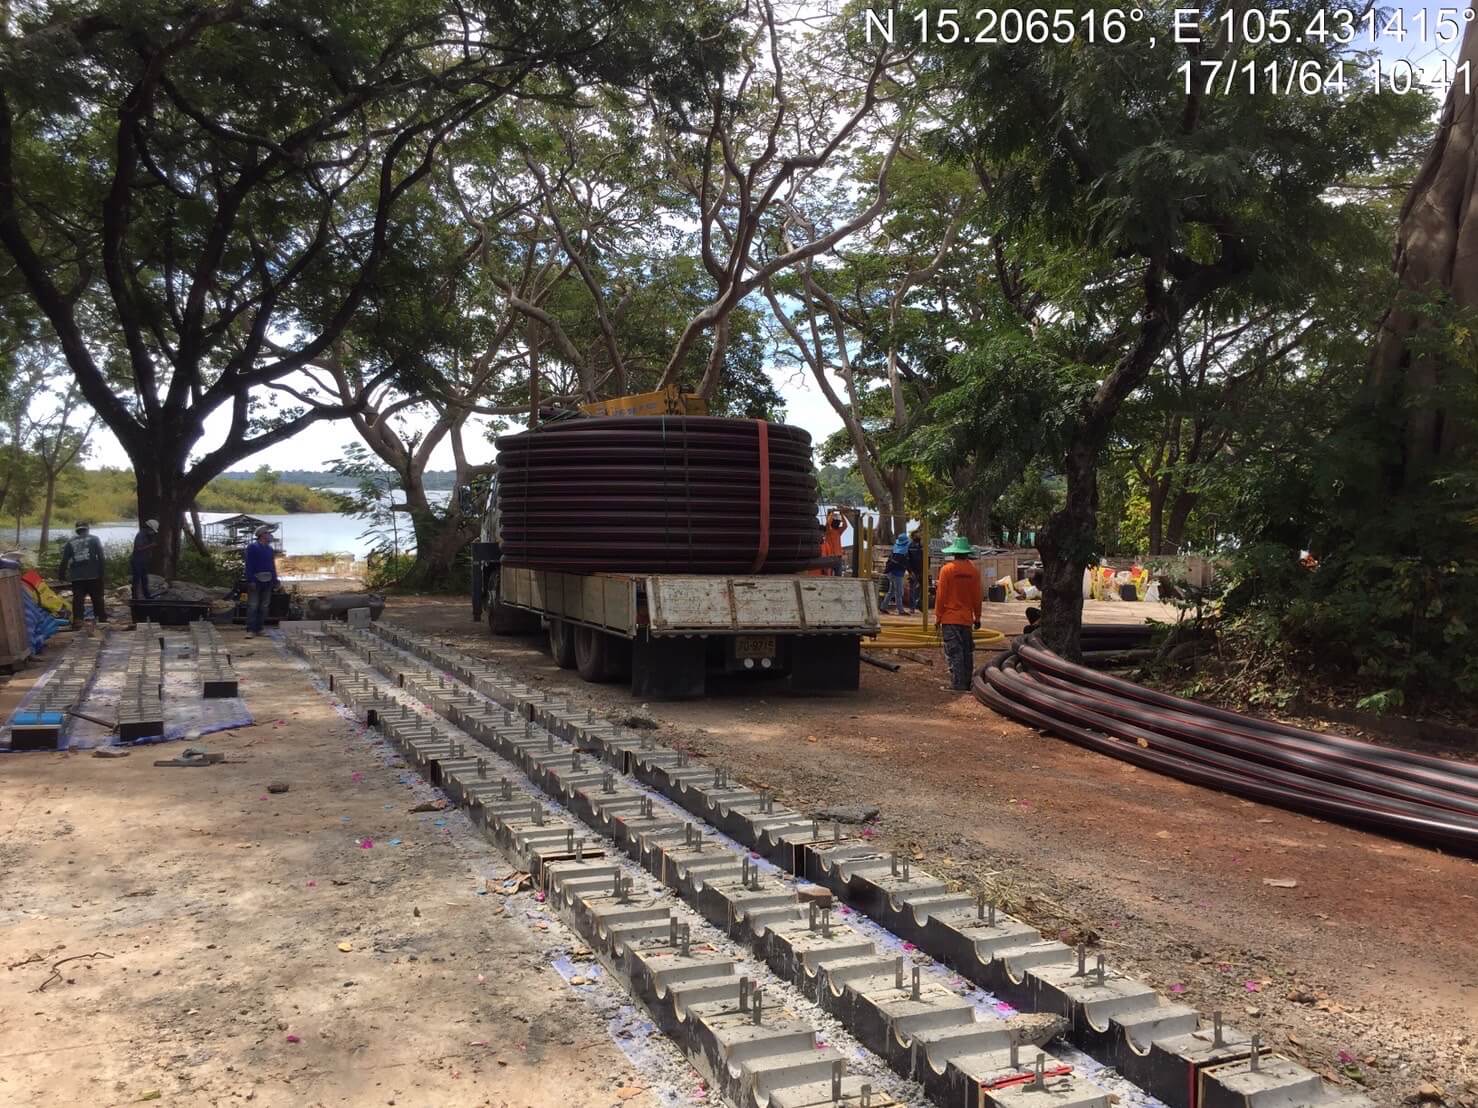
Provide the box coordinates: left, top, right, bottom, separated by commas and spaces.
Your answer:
285, 630, 906, 1108
302, 625, 1115, 1108
29, 634, 104, 714
118, 622, 165, 742
363, 619, 1375, 1108
189, 621, 239, 698
8, 635, 106, 749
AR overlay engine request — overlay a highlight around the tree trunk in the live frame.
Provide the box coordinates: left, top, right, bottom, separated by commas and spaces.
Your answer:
399, 516, 471, 589
1146, 475, 1168, 555
882, 466, 907, 544
37, 470, 57, 557
136, 461, 199, 578
1036, 272, 1172, 658
395, 475, 476, 590
1036, 438, 1098, 660
1367, 22, 1478, 481
188, 506, 207, 554
1164, 489, 1198, 554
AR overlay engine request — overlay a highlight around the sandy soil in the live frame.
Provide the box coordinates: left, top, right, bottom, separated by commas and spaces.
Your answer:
0, 631, 677, 1108
396, 596, 1478, 1108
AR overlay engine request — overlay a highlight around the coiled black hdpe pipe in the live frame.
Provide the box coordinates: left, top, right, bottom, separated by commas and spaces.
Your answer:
494, 416, 822, 574
974, 636, 1478, 855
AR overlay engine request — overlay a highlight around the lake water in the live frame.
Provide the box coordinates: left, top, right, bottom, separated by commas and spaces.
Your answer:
10, 495, 448, 558
7, 490, 853, 559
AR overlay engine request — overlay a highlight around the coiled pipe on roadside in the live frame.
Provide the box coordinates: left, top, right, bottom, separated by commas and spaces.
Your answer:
974, 637, 1478, 855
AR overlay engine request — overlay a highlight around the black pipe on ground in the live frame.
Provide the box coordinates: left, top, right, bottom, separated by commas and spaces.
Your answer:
974, 637, 1478, 855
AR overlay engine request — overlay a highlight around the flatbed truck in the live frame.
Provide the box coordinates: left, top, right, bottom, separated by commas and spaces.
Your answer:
471, 533, 879, 699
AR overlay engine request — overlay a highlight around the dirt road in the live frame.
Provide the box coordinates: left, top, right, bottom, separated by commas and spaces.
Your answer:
398, 596, 1478, 1108
0, 632, 687, 1108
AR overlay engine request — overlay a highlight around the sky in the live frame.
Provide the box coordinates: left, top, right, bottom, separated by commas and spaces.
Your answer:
81, 363, 849, 474
78, 2, 1467, 476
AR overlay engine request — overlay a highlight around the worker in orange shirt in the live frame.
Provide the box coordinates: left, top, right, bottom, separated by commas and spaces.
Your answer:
934, 536, 982, 691
819, 508, 846, 576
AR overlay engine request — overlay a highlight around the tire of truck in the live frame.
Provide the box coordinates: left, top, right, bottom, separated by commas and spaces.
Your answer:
574, 625, 621, 683
547, 618, 577, 669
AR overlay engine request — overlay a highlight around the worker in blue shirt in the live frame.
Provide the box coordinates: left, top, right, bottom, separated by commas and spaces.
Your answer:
244, 525, 278, 636
882, 534, 910, 615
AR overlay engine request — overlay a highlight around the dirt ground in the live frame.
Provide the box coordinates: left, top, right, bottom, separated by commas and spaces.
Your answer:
394, 596, 1478, 1108
0, 631, 682, 1108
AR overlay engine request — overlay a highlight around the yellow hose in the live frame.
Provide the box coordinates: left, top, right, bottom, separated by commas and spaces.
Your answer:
867, 625, 1007, 649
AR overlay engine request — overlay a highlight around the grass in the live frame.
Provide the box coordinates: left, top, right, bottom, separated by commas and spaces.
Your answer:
32, 466, 338, 526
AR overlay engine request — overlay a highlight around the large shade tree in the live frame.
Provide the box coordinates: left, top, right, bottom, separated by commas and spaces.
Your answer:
923, 0, 1428, 657
1368, 21, 1478, 481
0, 0, 735, 573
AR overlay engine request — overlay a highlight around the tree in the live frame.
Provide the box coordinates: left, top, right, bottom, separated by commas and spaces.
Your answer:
497, 0, 908, 405
765, 151, 981, 541
1367, 22, 1478, 482
925, 0, 1429, 658
0, 0, 734, 574
30, 376, 96, 557
1216, 25, 1478, 702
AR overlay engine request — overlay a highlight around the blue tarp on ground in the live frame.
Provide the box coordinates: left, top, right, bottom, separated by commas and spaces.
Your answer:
22, 592, 66, 654
1, 628, 253, 752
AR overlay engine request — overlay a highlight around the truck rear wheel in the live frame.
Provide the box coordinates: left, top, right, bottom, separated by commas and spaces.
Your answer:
547, 618, 577, 669
574, 625, 621, 683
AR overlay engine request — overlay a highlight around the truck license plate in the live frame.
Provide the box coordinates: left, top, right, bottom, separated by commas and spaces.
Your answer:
735, 635, 776, 659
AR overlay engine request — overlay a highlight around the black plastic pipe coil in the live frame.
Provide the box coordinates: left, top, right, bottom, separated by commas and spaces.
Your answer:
494, 416, 821, 574
975, 637, 1478, 855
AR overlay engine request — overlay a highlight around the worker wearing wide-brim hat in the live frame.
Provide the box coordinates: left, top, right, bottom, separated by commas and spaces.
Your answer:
935, 536, 982, 692
244, 525, 279, 637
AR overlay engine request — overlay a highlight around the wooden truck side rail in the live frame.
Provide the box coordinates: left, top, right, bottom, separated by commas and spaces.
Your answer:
498, 567, 879, 637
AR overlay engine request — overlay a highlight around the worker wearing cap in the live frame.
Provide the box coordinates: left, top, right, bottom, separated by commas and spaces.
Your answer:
58, 521, 107, 628
882, 534, 910, 615
131, 518, 160, 601
244, 525, 278, 636
934, 537, 982, 692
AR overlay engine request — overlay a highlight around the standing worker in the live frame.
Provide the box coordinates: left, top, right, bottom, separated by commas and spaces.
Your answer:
58, 521, 107, 627
244, 525, 278, 637
905, 528, 924, 611
819, 508, 847, 576
934, 536, 982, 692
131, 518, 159, 601
882, 534, 910, 615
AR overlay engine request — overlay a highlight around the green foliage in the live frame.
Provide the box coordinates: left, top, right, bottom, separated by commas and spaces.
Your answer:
174, 548, 240, 589
21, 467, 335, 525
1217, 296, 1478, 701
816, 464, 870, 507
328, 446, 410, 560
196, 469, 336, 515
364, 550, 418, 591
0, 0, 742, 548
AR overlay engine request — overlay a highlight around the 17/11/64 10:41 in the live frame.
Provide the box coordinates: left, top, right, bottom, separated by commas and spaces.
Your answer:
1179, 57, 1472, 97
